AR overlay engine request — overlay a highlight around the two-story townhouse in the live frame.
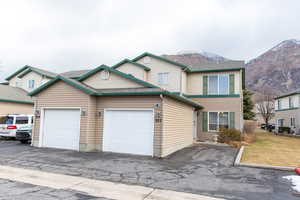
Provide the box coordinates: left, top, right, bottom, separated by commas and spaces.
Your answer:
0, 65, 57, 115
114, 52, 245, 141
274, 90, 300, 133
27, 52, 244, 157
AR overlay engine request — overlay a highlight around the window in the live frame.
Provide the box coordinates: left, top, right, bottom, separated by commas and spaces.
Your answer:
277, 119, 284, 127
289, 97, 294, 108
208, 75, 229, 95
28, 80, 35, 89
158, 72, 169, 85
278, 99, 282, 110
100, 70, 110, 80
291, 118, 296, 127
208, 112, 229, 131
16, 116, 29, 124
0, 116, 14, 125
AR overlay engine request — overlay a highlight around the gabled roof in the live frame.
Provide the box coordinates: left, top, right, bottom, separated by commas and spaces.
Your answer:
28, 75, 202, 109
0, 85, 33, 104
77, 64, 158, 88
6, 65, 57, 81
60, 69, 92, 79
275, 89, 300, 100
112, 59, 151, 71
28, 75, 98, 96
132, 52, 190, 70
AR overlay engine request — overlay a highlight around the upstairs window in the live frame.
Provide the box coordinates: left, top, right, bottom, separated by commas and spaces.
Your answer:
278, 99, 282, 110
158, 72, 169, 85
289, 97, 294, 108
28, 80, 35, 89
100, 70, 110, 80
208, 75, 229, 95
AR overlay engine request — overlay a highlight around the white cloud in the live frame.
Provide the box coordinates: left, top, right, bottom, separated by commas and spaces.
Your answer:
0, 0, 300, 80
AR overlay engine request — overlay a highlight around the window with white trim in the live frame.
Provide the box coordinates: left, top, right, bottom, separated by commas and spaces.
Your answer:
28, 80, 35, 89
208, 74, 229, 95
278, 99, 282, 110
208, 112, 229, 131
291, 118, 296, 127
277, 119, 284, 127
158, 72, 169, 85
100, 70, 110, 80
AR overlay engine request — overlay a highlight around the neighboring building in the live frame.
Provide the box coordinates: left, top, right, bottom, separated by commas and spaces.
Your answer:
274, 90, 300, 133
29, 52, 244, 157
0, 65, 57, 115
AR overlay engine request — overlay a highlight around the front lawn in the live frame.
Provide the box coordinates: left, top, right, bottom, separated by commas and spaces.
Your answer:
241, 130, 300, 168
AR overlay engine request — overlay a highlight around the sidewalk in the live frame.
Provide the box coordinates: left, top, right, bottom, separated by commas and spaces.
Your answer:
0, 165, 223, 200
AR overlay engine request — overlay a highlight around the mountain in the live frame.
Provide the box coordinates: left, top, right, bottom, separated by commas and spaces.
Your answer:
246, 39, 300, 94
162, 51, 229, 66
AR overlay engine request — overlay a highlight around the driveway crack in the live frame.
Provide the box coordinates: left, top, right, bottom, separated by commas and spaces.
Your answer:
143, 188, 155, 200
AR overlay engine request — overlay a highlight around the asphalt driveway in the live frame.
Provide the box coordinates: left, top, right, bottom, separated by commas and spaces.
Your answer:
0, 140, 298, 200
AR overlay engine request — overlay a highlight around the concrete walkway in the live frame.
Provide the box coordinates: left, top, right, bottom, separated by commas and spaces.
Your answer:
0, 165, 223, 200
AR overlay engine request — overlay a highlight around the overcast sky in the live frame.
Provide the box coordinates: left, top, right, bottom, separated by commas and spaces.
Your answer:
0, 0, 300, 81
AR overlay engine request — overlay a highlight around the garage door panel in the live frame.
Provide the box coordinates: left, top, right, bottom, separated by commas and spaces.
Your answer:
42, 109, 80, 150
103, 110, 154, 156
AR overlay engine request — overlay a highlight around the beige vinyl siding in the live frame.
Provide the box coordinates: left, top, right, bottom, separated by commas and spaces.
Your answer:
115, 63, 146, 81
136, 56, 182, 92
161, 97, 194, 157
0, 102, 33, 115
275, 108, 300, 131
181, 71, 187, 94
96, 96, 162, 156
187, 71, 241, 95
192, 97, 243, 140
9, 71, 51, 92
83, 71, 145, 89
32, 81, 90, 150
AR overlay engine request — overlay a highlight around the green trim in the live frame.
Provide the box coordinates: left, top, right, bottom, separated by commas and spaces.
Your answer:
77, 64, 158, 88
275, 92, 300, 100
229, 74, 235, 94
275, 107, 299, 112
29, 76, 97, 96
17, 68, 55, 79
112, 59, 151, 71
132, 52, 190, 71
184, 94, 240, 98
5, 66, 29, 81
242, 68, 245, 89
202, 112, 208, 132
203, 76, 208, 95
95, 91, 203, 109
229, 112, 235, 128
189, 68, 243, 73
0, 99, 34, 105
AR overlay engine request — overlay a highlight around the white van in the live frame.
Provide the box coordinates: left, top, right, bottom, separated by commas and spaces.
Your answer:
0, 115, 34, 138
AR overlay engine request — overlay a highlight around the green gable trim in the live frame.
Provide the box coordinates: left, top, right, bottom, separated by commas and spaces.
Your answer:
29, 76, 97, 96
275, 107, 299, 112
112, 59, 150, 71
95, 91, 203, 109
77, 64, 158, 88
0, 98, 34, 105
5, 66, 29, 81
184, 94, 240, 98
17, 68, 55, 79
132, 52, 190, 71
275, 92, 300, 100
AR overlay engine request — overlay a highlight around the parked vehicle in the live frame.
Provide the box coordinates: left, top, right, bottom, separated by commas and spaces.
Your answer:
0, 115, 34, 138
16, 127, 32, 144
266, 124, 276, 132
260, 124, 266, 129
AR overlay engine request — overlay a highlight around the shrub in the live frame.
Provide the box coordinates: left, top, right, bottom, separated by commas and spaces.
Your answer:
278, 126, 291, 134
218, 128, 242, 143
243, 120, 256, 134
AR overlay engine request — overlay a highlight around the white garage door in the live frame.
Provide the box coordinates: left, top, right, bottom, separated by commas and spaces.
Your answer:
42, 109, 80, 150
103, 110, 154, 156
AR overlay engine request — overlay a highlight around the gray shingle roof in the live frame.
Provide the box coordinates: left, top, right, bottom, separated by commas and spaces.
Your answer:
60, 70, 92, 78
187, 60, 245, 71
0, 85, 33, 104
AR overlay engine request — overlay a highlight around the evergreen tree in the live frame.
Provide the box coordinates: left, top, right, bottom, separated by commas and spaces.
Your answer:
243, 89, 255, 120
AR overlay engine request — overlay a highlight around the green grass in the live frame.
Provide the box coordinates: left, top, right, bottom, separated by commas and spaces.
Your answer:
241, 130, 300, 168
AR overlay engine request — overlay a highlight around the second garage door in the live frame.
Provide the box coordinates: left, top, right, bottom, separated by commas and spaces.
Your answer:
42, 109, 80, 150
103, 110, 154, 156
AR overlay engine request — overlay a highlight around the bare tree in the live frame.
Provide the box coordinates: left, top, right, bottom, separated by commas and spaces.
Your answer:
255, 87, 276, 127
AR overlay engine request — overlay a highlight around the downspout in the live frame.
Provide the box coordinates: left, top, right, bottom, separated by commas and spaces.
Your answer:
159, 94, 164, 157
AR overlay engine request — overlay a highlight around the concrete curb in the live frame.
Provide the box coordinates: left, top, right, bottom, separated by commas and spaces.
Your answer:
234, 146, 244, 166
234, 146, 295, 172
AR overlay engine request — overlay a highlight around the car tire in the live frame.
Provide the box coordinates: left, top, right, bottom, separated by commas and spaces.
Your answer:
20, 140, 29, 144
